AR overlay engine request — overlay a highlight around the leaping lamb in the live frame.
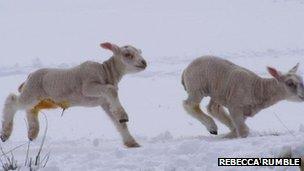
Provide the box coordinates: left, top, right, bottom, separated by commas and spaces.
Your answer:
182, 56, 304, 138
1, 42, 147, 147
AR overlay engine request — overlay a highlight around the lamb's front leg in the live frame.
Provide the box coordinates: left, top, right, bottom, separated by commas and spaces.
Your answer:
228, 108, 249, 138
106, 94, 129, 123
82, 81, 128, 122
101, 102, 140, 148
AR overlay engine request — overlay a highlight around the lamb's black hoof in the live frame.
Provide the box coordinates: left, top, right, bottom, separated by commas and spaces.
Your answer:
28, 137, 33, 141
119, 119, 129, 123
0, 134, 8, 142
210, 130, 218, 135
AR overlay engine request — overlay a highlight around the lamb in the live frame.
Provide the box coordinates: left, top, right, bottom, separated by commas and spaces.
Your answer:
182, 56, 304, 138
1, 42, 147, 147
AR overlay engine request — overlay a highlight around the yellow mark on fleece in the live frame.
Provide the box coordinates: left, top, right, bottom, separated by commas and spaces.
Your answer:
31, 98, 70, 114
192, 104, 202, 113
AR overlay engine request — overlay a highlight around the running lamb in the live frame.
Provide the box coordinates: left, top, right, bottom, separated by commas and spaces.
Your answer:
182, 56, 304, 138
1, 42, 147, 147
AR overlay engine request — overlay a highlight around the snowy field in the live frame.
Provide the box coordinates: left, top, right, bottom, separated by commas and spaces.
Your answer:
1, 0, 304, 170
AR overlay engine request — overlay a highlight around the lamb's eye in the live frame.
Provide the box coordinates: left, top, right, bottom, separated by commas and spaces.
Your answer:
287, 80, 297, 88
124, 53, 133, 59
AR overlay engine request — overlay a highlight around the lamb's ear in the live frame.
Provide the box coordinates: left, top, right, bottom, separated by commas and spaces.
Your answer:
288, 63, 300, 74
267, 66, 282, 80
100, 42, 120, 54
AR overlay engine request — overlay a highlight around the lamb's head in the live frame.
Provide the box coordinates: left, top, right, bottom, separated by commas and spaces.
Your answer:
267, 63, 304, 102
100, 42, 147, 73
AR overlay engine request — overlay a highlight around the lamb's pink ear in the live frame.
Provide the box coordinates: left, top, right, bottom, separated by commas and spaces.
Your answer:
100, 42, 120, 53
267, 66, 281, 80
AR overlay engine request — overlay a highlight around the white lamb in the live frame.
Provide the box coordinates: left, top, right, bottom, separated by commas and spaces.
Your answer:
182, 56, 304, 138
1, 42, 147, 147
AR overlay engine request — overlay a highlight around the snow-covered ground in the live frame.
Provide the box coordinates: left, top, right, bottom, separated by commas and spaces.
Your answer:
1, 0, 304, 170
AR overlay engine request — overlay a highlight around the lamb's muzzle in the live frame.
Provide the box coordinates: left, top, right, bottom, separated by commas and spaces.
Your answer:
136, 60, 147, 69
1, 42, 147, 148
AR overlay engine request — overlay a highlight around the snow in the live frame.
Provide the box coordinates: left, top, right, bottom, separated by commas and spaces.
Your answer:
1, 0, 304, 170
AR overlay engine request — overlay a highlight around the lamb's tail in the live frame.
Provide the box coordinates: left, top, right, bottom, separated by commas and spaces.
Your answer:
18, 82, 25, 93
181, 71, 187, 91
18, 73, 31, 93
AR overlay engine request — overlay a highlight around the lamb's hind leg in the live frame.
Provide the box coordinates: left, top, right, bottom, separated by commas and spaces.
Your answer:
1, 92, 38, 142
1, 94, 19, 142
26, 108, 40, 141
101, 103, 140, 148
207, 99, 236, 138
183, 93, 218, 135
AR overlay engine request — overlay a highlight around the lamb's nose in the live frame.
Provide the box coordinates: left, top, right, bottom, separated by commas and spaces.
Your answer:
141, 60, 147, 67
